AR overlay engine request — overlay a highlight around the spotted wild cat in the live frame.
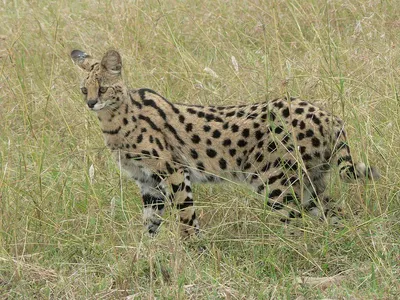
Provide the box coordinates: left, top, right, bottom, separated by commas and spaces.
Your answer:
71, 49, 379, 237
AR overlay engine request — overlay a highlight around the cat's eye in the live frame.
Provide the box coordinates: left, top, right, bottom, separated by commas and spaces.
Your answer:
81, 87, 88, 94
99, 87, 108, 94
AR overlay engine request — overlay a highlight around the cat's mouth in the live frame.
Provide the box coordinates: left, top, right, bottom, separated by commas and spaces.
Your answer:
89, 101, 112, 111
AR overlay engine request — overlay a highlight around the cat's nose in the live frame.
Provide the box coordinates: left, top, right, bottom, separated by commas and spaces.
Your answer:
87, 100, 98, 109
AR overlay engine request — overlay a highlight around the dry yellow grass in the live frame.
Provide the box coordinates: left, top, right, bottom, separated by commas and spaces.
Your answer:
0, 1, 399, 298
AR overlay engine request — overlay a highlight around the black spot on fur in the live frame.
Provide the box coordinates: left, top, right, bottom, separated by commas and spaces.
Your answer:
260, 113, 268, 121
283, 176, 298, 186
223, 139, 231, 146
185, 123, 193, 132
274, 126, 283, 134
335, 141, 349, 152
191, 135, 201, 144
219, 158, 227, 169
191, 149, 198, 159
237, 140, 248, 147
205, 113, 216, 122
283, 194, 297, 204
206, 149, 217, 158
281, 135, 290, 144
337, 155, 352, 165
255, 152, 264, 162
213, 130, 221, 138
155, 138, 164, 151
269, 189, 282, 198
274, 101, 284, 109
312, 116, 321, 125
231, 124, 239, 132
242, 128, 250, 138
236, 157, 242, 167
311, 137, 321, 147
137, 134, 143, 143
305, 129, 314, 137
197, 162, 205, 171
247, 113, 258, 119
255, 130, 264, 140
268, 172, 284, 184
126, 153, 142, 160
102, 126, 121, 135
171, 183, 184, 193
267, 141, 277, 152
243, 162, 252, 170
187, 108, 197, 114
319, 125, 325, 137
273, 158, 282, 168
152, 149, 159, 158
236, 110, 245, 118
261, 162, 270, 172
141, 150, 151, 157
282, 107, 290, 117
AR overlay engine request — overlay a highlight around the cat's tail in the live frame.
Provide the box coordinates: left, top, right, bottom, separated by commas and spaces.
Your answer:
334, 131, 380, 182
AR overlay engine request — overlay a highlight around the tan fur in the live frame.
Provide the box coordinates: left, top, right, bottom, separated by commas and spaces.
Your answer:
71, 49, 379, 236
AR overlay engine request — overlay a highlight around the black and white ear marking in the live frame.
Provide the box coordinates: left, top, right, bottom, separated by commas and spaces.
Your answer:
71, 50, 90, 64
70, 50, 95, 71
101, 50, 122, 75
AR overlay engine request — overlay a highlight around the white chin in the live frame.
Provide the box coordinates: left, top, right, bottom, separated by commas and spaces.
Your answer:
91, 103, 107, 111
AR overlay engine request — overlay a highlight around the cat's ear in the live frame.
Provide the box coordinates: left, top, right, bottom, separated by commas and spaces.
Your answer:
101, 50, 122, 75
70, 50, 96, 71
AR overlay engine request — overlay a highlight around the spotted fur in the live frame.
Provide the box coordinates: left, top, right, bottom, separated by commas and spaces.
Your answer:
71, 50, 379, 237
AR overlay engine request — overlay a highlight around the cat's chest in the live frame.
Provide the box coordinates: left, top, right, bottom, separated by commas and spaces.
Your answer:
111, 150, 153, 182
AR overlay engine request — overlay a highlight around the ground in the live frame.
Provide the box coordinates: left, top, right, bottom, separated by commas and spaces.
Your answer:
0, 0, 399, 298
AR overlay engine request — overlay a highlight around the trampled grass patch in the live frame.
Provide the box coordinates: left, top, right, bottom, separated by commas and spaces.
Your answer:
0, 1, 398, 298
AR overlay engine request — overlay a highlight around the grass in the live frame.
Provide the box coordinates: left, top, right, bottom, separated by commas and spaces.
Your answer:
0, 0, 399, 298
